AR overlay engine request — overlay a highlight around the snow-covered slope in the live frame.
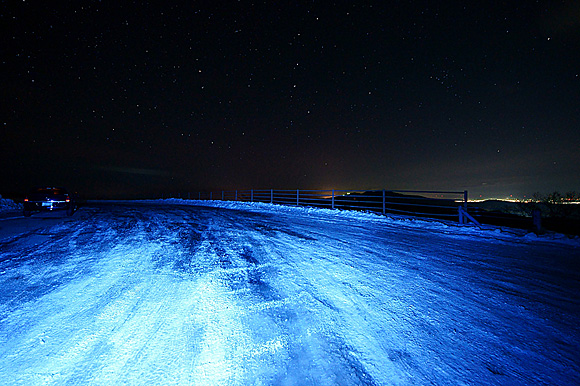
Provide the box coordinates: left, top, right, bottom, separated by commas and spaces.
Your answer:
0, 200, 578, 385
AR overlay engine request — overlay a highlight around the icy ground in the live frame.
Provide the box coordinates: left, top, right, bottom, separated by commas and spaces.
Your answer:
0, 200, 579, 385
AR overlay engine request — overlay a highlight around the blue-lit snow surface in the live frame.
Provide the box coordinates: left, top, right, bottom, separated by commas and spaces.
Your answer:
0, 200, 579, 385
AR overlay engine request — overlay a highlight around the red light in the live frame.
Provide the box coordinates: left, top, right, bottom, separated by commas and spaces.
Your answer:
24, 198, 28, 202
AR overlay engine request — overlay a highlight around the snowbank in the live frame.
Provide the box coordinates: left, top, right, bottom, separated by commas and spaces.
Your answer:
141, 198, 580, 246
0, 195, 21, 213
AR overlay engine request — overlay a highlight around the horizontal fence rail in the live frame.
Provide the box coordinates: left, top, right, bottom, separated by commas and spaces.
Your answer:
163, 189, 476, 224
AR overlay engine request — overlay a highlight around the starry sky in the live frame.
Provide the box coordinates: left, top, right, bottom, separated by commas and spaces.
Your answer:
2, 1, 579, 199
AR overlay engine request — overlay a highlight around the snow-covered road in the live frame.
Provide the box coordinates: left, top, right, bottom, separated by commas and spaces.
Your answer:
0, 201, 579, 385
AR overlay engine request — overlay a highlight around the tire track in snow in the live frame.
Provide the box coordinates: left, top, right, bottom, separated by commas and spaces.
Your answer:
199, 209, 393, 385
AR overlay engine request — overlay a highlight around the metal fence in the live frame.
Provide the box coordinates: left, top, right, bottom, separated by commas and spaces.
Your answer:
166, 189, 473, 223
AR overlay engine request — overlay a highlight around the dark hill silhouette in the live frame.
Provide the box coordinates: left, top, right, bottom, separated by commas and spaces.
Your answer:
325, 191, 580, 236
325, 190, 461, 219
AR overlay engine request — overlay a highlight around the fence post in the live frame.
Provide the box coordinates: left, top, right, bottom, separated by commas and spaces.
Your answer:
222, 191, 224, 200
332, 190, 335, 209
235, 190, 238, 201
210, 192, 212, 200
464, 190, 468, 209
458, 205, 480, 226
297, 189, 299, 206
271, 189, 273, 204
251, 189, 253, 202
382, 189, 386, 214
533, 209, 542, 233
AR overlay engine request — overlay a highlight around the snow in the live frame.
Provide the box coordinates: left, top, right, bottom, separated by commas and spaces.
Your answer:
0, 196, 21, 213
0, 200, 579, 385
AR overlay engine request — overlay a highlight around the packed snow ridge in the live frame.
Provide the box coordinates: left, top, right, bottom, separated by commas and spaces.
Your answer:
152, 198, 580, 244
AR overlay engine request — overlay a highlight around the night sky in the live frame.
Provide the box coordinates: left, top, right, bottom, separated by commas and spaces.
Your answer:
2, 1, 579, 199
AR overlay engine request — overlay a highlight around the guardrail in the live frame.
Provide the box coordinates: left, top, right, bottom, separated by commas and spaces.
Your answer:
165, 189, 475, 223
